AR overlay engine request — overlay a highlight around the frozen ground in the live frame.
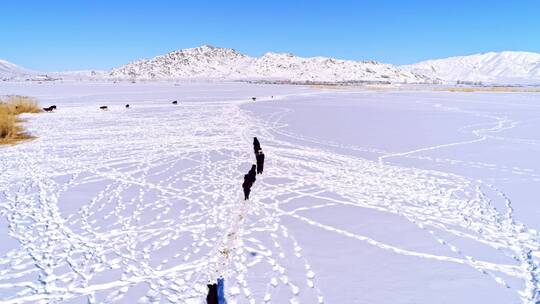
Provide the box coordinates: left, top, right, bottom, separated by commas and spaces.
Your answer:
0, 82, 539, 304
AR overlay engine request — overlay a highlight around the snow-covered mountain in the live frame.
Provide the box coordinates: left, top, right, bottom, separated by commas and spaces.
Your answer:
5, 48, 540, 84
403, 51, 540, 84
0, 59, 36, 80
0, 59, 109, 81
110, 45, 430, 83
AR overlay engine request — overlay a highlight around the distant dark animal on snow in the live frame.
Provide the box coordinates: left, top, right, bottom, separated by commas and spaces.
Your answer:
253, 137, 261, 155
242, 165, 257, 200
251, 97, 256, 101
206, 283, 218, 304
125, 104, 130, 108
248, 164, 257, 181
256, 150, 265, 174
172, 100, 178, 105
100, 106, 108, 111
42, 105, 56, 112
242, 178, 252, 200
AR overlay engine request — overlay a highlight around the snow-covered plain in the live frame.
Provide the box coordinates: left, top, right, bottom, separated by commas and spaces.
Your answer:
0, 82, 539, 304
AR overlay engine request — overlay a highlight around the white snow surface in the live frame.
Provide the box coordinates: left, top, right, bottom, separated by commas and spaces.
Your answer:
109, 45, 430, 83
403, 51, 540, 84
0, 82, 539, 303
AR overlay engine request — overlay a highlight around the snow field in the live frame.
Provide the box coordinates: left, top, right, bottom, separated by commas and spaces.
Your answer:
0, 82, 538, 303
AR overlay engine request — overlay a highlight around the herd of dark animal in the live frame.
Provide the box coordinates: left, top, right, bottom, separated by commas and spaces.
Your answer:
44, 96, 259, 114
42, 100, 183, 113
207, 137, 266, 303
242, 137, 265, 200
43, 97, 265, 304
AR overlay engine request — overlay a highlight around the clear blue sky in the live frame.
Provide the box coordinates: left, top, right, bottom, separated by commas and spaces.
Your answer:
1, 0, 539, 71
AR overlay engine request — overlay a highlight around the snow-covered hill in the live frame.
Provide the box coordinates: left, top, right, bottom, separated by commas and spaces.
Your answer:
110, 45, 430, 83
403, 51, 540, 84
0, 59, 36, 80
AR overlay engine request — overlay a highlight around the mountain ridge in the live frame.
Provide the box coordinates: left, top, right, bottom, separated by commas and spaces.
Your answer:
3, 47, 540, 84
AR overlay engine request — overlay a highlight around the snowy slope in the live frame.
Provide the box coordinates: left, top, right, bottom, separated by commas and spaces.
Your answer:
110, 45, 430, 83
403, 51, 540, 84
0, 59, 36, 80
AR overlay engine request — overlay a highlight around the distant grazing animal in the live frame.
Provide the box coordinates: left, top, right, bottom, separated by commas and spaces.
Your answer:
125, 104, 130, 108
172, 100, 178, 105
251, 97, 256, 101
100, 106, 108, 111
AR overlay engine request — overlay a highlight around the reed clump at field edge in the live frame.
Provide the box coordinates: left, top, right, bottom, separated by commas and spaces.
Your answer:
0, 96, 42, 145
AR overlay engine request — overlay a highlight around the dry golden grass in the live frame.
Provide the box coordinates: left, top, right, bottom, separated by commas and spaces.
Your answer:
0, 96, 40, 145
1, 95, 42, 114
